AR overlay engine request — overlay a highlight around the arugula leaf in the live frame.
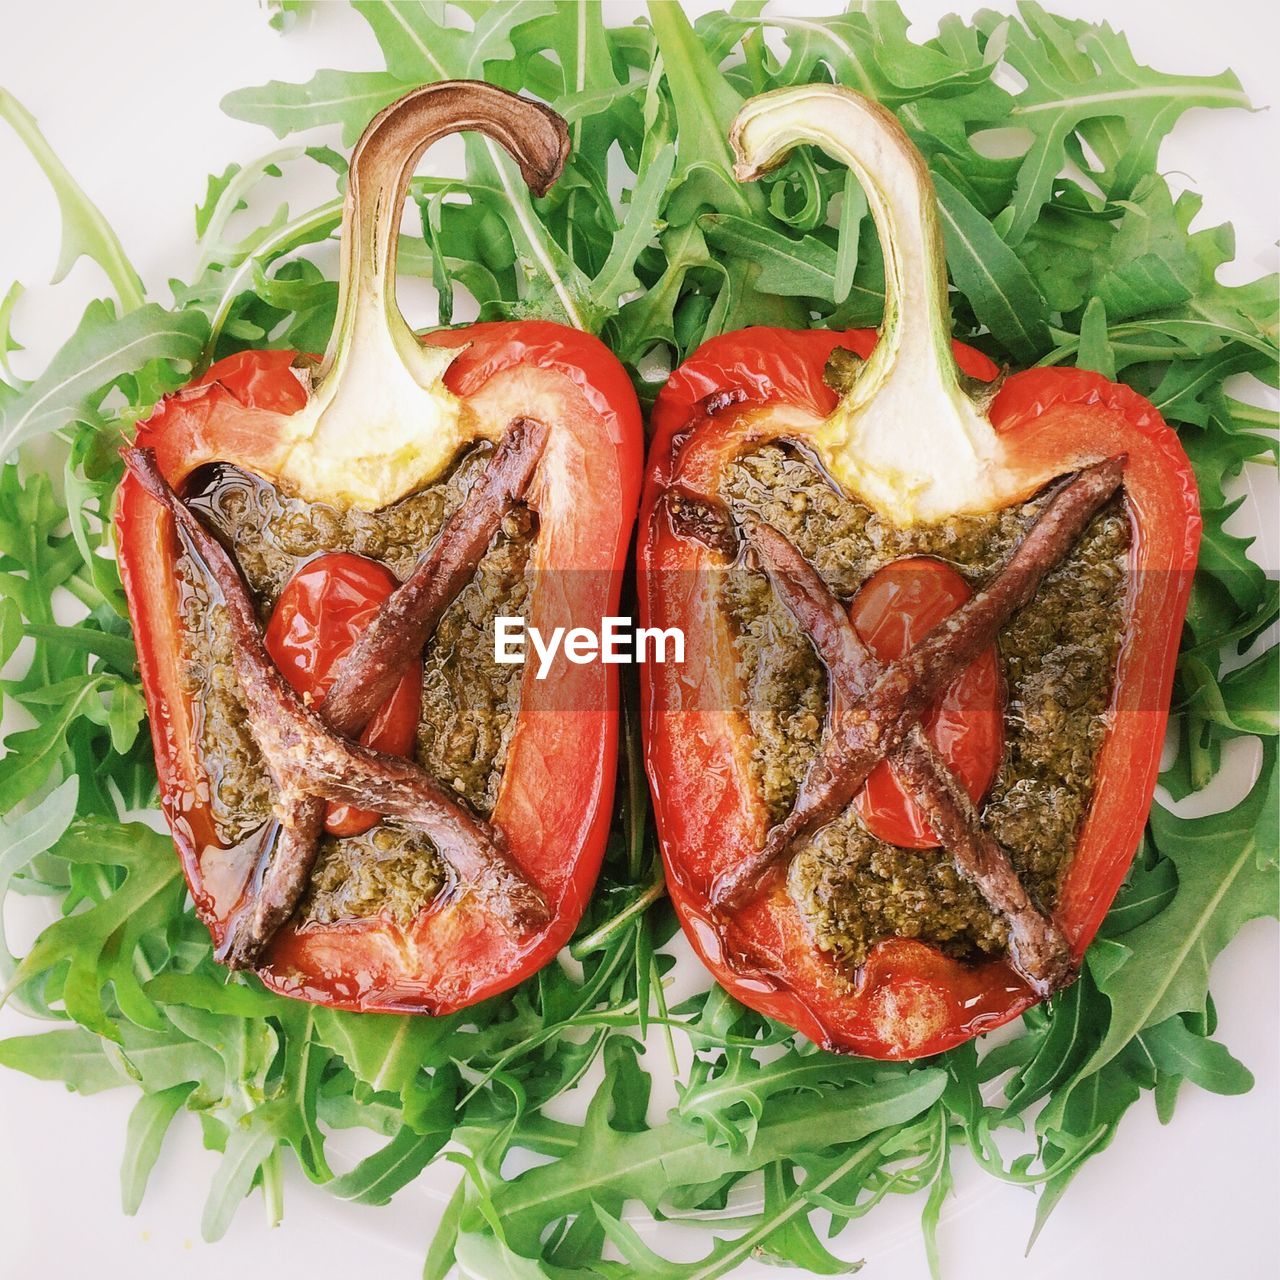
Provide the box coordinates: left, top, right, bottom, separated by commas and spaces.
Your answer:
0, 89, 145, 310
0, 1026, 127, 1094
1084, 745, 1277, 1075
648, 1, 756, 220
701, 214, 841, 302
678, 1040, 877, 1151
647, 1, 807, 334
0, 778, 78, 979
0, 301, 207, 460
1076, 296, 1116, 379
976, 3, 1251, 244
5, 820, 185, 1039
202, 1115, 281, 1241
593, 1152, 866, 1278
22, 623, 136, 676
0, 677, 116, 811
494, 1067, 947, 1257
933, 172, 1051, 362
121, 1084, 195, 1214
221, 71, 411, 147
587, 144, 675, 313
1030, 743, 1276, 1192
326, 1071, 457, 1205
0, 282, 24, 380
1140, 1014, 1253, 1096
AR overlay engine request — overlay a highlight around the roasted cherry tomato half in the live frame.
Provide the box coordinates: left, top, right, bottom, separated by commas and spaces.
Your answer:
264, 553, 422, 837
850, 557, 1003, 849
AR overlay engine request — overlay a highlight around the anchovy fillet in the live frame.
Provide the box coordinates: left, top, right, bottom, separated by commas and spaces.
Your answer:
322, 416, 548, 738
665, 456, 1124, 995
711, 457, 1124, 912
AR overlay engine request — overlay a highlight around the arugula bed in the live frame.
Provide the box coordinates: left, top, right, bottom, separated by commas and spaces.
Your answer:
0, 4, 1275, 1277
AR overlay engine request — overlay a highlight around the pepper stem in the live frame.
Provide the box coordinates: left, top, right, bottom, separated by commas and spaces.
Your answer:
317, 80, 568, 391
731, 85, 1002, 523
270, 82, 569, 511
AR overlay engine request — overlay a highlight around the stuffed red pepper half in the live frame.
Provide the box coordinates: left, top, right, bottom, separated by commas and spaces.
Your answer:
116, 82, 642, 1013
638, 85, 1199, 1059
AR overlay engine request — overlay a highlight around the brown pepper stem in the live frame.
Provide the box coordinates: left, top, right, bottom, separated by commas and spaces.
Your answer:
317, 81, 569, 390
262, 83, 568, 512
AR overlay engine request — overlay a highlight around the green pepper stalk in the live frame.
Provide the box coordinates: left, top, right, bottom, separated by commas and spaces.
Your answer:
731, 85, 1008, 524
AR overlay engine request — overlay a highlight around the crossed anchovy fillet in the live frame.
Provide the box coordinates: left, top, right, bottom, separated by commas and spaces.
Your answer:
124, 417, 549, 969
668, 455, 1125, 994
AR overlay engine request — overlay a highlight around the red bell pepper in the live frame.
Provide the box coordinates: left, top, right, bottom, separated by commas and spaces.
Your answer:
638, 85, 1200, 1059
116, 82, 642, 1013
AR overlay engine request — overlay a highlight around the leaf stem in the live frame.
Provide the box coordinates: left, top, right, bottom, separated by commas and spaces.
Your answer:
570, 869, 666, 960
260, 1144, 284, 1227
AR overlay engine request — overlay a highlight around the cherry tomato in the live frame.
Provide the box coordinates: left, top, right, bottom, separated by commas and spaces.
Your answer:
850, 557, 1003, 849
265, 552, 422, 837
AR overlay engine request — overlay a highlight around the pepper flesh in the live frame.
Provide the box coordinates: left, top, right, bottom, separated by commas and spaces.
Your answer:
115, 83, 643, 1012
639, 85, 1200, 1058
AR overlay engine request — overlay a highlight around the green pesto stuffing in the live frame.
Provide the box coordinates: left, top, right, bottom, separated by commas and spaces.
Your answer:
719, 443, 1129, 969
417, 506, 534, 814
301, 823, 448, 928
175, 441, 533, 928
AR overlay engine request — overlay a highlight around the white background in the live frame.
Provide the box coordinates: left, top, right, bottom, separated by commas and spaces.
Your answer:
1, 3, 1277, 1278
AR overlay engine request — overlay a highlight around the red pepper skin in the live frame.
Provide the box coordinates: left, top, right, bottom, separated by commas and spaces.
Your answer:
638, 327, 1199, 1059
265, 553, 423, 838
116, 322, 642, 1013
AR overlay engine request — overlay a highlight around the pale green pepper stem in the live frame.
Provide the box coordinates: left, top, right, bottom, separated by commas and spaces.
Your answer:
730, 83, 960, 409
729, 84, 1002, 524
316, 79, 569, 392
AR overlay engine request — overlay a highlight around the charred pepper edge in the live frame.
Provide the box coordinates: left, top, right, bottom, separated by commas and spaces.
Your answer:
121, 447, 551, 958
710, 456, 1126, 914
